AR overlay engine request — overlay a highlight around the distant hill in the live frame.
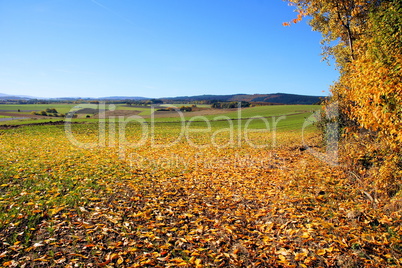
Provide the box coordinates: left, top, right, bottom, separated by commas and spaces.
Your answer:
162, 93, 324, 105
98, 96, 148, 101
0, 92, 324, 104
0, 93, 39, 100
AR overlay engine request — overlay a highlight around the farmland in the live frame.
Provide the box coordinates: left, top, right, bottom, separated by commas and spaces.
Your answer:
0, 104, 401, 267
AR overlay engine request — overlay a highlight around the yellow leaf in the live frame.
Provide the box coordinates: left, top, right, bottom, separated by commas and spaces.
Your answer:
379, 215, 393, 225
294, 252, 308, 261
278, 255, 289, 264
49, 206, 64, 216
117, 256, 124, 265
300, 232, 310, 239
195, 258, 202, 267
276, 248, 289, 255
33, 258, 48, 262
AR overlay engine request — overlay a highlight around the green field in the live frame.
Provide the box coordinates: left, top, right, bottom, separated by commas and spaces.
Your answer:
0, 104, 320, 131
159, 103, 212, 108
223, 105, 319, 118
116, 104, 155, 116
0, 104, 78, 114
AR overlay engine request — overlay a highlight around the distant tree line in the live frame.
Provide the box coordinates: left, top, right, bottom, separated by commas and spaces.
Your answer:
157, 105, 195, 112
126, 99, 164, 106
0, 100, 52, 104
211, 101, 250, 109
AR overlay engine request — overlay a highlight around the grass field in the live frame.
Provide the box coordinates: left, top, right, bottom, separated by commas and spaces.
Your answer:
0, 104, 78, 114
0, 104, 319, 128
115, 105, 154, 116
159, 104, 212, 108
222, 105, 319, 119
0, 104, 400, 267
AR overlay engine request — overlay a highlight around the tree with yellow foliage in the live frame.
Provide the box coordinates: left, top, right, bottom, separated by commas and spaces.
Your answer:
285, 0, 401, 197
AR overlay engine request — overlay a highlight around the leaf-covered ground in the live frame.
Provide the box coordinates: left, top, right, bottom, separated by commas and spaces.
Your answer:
0, 124, 401, 267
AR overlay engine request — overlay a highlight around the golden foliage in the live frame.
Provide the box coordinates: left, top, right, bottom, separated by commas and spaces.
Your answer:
285, 0, 402, 197
0, 124, 400, 267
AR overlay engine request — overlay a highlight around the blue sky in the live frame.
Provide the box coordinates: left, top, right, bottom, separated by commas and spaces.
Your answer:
1, 0, 338, 98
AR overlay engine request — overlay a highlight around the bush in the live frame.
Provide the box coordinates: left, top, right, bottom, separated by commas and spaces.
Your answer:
179, 106, 192, 112
45, 108, 58, 114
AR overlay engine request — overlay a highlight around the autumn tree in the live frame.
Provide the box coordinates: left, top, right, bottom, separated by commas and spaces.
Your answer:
285, 0, 402, 197
285, 0, 385, 67
340, 0, 402, 196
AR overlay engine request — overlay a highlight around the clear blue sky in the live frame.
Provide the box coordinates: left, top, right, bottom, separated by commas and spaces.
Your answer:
1, 0, 338, 98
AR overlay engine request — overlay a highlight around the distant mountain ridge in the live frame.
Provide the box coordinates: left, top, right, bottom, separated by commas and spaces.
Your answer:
0, 93, 39, 100
0, 92, 324, 105
161, 93, 324, 105
0, 93, 147, 101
